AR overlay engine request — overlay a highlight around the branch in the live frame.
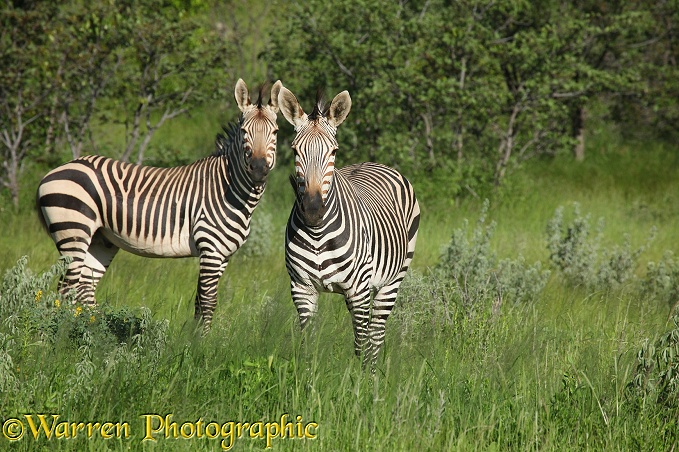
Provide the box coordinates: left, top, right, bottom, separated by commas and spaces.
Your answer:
551, 91, 586, 99
305, 16, 355, 83
418, 0, 431, 21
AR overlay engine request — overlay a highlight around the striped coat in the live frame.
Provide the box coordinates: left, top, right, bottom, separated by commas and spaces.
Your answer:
37, 80, 282, 332
278, 86, 420, 370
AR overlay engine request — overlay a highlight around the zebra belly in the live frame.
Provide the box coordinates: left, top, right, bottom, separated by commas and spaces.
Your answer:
294, 252, 367, 296
307, 267, 391, 297
100, 228, 198, 258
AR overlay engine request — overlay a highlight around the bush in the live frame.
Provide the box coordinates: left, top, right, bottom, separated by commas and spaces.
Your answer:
629, 308, 679, 409
239, 209, 275, 257
0, 256, 170, 411
546, 204, 653, 291
433, 200, 549, 313
393, 200, 548, 362
641, 251, 679, 308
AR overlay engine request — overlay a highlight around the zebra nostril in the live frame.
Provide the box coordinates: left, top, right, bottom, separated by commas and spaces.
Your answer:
300, 191, 326, 226
249, 159, 269, 183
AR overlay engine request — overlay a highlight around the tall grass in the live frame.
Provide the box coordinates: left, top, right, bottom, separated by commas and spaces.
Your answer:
1, 122, 679, 450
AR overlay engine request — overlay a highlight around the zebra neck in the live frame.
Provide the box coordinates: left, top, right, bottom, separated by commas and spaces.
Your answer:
219, 122, 265, 212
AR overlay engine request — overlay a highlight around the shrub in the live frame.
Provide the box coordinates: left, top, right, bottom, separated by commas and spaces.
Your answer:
629, 308, 679, 409
239, 209, 275, 257
393, 200, 548, 362
0, 256, 170, 410
433, 200, 549, 313
641, 251, 679, 308
546, 204, 653, 291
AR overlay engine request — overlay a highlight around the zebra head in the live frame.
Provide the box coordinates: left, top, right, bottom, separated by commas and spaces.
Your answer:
234, 79, 283, 186
278, 86, 352, 227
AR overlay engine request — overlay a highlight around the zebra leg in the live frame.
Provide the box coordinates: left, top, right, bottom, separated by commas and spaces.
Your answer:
78, 231, 119, 305
53, 230, 93, 302
291, 282, 319, 331
345, 287, 372, 362
194, 253, 229, 335
365, 280, 403, 372
290, 282, 319, 376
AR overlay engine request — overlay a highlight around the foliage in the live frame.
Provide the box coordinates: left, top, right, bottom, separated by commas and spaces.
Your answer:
432, 200, 549, 312
110, 0, 232, 164
0, 0, 232, 208
394, 200, 549, 362
2, 0, 678, 208
546, 204, 653, 290
0, 255, 169, 413
267, 0, 655, 192
642, 251, 679, 308
630, 308, 679, 409
611, 0, 679, 143
0, 3, 59, 207
46, 0, 125, 160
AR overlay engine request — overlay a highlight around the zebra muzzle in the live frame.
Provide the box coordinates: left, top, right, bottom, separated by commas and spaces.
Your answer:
300, 191, 327, 227
249, 158, 270, 184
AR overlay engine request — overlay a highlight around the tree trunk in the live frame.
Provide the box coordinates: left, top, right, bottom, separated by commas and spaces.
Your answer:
572, 106, 585, 161
2, 154, 20, 209
494, 104, 520, 186
421, 112, 435, 167
9, 171, 19, 209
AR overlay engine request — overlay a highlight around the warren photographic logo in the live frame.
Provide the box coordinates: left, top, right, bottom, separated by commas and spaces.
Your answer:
2, 413, 318, 450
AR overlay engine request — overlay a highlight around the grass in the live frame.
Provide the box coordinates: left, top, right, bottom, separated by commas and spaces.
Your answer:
1, 127, 679, 450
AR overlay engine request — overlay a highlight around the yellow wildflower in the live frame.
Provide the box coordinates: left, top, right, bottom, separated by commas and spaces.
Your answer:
35, 290, 42, 302
54, 299, 61, 308
89, 315, 96, 324
75, 306, 83, 317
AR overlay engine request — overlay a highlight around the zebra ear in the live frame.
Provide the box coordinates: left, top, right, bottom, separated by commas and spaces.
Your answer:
269, 80, 283, 113
328, 91, 351, 128
234, 78, 251, 112
278, 86, 306, 128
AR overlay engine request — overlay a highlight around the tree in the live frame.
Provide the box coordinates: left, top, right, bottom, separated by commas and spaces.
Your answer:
0, 3, 56, 208
106, 0, 231, 164
1, 0, 234, 207
48, 1, 123, 160
615, 0, 679, 143
267, 0, 656, 192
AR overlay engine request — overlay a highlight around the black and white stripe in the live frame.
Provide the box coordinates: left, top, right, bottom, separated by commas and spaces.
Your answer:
37, 79, 282, 332
278, 87, 420, 371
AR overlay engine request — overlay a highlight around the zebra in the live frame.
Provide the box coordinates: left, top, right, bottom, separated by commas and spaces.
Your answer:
37, 79, 282, 332
277, 86, 420, 371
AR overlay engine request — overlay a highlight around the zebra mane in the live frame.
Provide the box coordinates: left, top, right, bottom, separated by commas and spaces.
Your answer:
308, 89, 327, 120
288, 174, 301, 202
213, 119, 244, 158
255, 82, 267, 109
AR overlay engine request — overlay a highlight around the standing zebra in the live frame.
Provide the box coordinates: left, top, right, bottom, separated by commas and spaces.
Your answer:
277, 86, 420, 371
37, 79, 282, 332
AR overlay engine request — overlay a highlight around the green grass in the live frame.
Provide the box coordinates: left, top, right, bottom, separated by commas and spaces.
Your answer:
1, 132, 679, 450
